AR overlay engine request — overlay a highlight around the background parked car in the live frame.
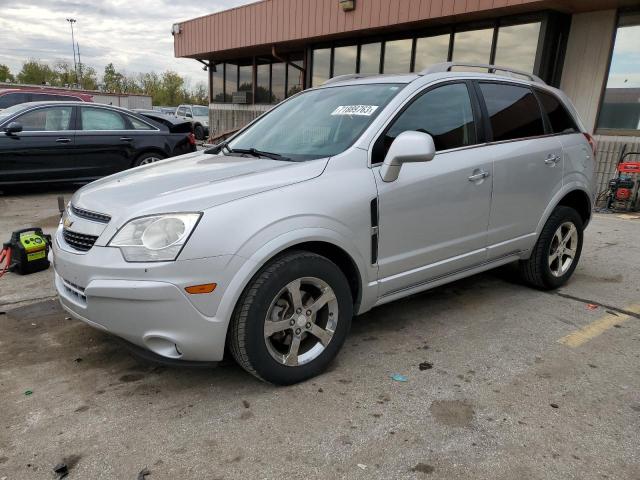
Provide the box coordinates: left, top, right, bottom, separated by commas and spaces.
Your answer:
154, 106, 178, 115
0, 101, 196, 185
0, 88, 93, 110
132, 109, 195, 135
176, 104, 209, 140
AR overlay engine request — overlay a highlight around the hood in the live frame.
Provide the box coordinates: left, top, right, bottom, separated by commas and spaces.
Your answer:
71, 150, 328, 227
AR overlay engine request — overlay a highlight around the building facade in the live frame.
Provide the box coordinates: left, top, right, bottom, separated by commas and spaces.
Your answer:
173, 0, 640, 197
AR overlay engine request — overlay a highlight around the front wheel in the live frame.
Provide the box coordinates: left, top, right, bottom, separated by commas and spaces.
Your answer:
194, 125, 205, 141
228, 251, 353, 385
519, 206, 584, 290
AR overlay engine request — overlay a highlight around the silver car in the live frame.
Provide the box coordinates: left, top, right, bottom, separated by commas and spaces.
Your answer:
53, 63, 595, 385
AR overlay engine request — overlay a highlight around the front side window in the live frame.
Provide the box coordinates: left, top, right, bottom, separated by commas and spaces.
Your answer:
597, 12, 640, 131
536, 90, 579, 134
374, 83, 477, 162
479, 83, 545, 141
228, 83, 403, 161
17, 106, 73, 131
81, 108, 126, 130
176, 107, 186, 116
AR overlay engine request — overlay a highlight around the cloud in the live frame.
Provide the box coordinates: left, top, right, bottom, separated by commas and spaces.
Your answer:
0, 0, 252, 86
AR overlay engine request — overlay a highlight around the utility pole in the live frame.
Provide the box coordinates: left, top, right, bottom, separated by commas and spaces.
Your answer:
77, 42, 83, 87
66, 18, 78, 86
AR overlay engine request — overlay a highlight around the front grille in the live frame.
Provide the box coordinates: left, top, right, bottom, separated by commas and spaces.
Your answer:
62, 229, 98, 252
70, 205, 111, 223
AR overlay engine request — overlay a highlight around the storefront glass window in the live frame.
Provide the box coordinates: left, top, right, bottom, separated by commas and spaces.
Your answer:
312, 48, 331, 86
333, 45, 358, 77
287, 60, 304, 97
414, 34, 451, 71
224, 64, 236, 102
359, 42, 381, 74
494, 22, 541, 73
255, 63, 270, 104
211, 65, 225, 102
598, 13, 640, 131
383, 39, 412, 73
271, 62, 286, 103
452, 28, 493, 64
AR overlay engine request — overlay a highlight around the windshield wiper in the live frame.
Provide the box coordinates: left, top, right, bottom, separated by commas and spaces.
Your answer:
227, 147, 292, 162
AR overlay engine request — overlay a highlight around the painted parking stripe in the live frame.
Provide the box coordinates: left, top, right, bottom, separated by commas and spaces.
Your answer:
558, 304, 640, 348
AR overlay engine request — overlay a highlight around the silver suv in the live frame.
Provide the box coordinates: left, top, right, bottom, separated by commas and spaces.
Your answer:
53, 63, 595, 385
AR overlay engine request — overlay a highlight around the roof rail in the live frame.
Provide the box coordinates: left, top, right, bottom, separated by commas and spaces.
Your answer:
420, 62, 545, 84
322, 73, 377, 86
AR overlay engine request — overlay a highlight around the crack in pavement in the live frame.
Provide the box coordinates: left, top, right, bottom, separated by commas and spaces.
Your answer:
553, 291, 640, 320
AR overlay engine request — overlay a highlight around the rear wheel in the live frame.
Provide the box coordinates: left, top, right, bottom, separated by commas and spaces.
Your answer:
134, 152, 165, 167
194, 125, 205, 141
228, 251, 353, 385
519, 206, 583, 290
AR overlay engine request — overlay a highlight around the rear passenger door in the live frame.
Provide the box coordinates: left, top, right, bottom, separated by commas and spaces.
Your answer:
476, 82, 564, 260
75, 106, 134, 177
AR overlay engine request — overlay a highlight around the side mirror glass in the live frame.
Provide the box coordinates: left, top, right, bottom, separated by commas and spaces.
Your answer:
185, 112, 193, 118
4, 122, 23, 135
379, 131, 436, 182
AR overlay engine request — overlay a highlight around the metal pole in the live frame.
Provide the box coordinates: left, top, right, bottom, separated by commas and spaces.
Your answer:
66, 18, 78, 86
77, 42, 82, 87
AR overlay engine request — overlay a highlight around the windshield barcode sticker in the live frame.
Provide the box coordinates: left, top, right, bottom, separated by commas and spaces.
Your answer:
331, 105, 379, 116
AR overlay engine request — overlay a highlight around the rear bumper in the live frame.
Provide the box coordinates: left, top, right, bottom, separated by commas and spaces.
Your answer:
53, 231, 245, 361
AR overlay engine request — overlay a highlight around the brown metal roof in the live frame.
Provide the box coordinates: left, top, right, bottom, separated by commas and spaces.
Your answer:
173, 0, 637, 60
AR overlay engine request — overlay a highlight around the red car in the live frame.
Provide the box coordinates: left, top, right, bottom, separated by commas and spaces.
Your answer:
0, 87, 93, 110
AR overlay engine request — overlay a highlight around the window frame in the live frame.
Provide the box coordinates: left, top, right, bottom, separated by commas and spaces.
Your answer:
370, 79, 485, 166
474, 80, 548, 145
594, 8, 640, 137
532, 88, 580, 137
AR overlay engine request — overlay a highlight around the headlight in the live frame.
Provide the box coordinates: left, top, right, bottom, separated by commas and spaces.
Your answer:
108, 213, 201, 262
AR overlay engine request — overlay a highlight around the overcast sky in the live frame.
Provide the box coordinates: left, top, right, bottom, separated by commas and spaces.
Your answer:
0, 0, 252, 87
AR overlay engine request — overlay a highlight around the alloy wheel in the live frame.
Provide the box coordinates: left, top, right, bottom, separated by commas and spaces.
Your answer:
548, 221, 578, 277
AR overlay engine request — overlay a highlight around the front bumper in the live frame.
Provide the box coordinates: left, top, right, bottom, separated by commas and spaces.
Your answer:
53, 231, 244, 361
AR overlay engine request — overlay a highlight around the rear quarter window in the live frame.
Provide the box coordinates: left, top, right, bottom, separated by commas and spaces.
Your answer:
535, 90, 579, 134
479, 83, 545, 142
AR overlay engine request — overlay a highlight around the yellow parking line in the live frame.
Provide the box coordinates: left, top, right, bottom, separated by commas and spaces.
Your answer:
558, 305, 639, 348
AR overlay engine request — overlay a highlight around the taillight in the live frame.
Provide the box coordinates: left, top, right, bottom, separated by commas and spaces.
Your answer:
188, 133, 196, 145
583, 133, 596, 156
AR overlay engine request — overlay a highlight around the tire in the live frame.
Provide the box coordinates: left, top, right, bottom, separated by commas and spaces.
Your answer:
519, 206, 584, 290
228, 251, 353, 385
194, 125, 205, 141
133, 152, 166, 167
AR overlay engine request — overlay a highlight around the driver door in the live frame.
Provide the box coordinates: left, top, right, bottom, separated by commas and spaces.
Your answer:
373, 81, 493, 297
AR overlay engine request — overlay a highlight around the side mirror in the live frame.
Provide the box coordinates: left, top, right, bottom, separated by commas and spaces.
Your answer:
379, 131, 436, 182
4, 122, 23, 135
185, 112, 193, 118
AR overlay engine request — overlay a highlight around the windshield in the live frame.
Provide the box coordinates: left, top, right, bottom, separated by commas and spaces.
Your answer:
227, 83, 403, 161
192, 106, 209, 116
0, 103, 29, 123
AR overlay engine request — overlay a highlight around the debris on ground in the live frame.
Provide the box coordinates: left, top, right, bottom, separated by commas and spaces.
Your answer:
242, 400, 250, 408
391, 374, 408, 382
74, 358, 82, 363
137, 467, 151, 479
550, 403, 559, 409
419, 362, 433, 370
411, 463, 435, 474
24, 390, 32, 396
357, 464, 367, 470
53, 463, 69, 479
586, 304, 599, 310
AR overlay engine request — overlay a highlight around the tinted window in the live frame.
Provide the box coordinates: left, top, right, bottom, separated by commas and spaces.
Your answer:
81, 108, 126, 130
16, 106, 73, 131
128, 116, 154, 130
479, 83, 544, 141
0, 92, 29, 109
271, 62, 286, 102
376, 83, 477, 161
536, 90, 579, 134
287, 60, 304, 97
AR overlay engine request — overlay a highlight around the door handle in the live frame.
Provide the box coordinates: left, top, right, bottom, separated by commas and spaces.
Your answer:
468, 170, 490, 182
545, 154, 561, 165
120, 137, 133, 142
55, 137, 71, 143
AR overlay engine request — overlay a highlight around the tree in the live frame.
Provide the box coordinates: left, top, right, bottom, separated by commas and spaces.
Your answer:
192, 81, 208, 105
161, 71, 186, 106
17, 59, 55, 85
0, 64, 14, 83
53, 60, 76, 87
102, 63, 125, 93
80, 65, 98, 90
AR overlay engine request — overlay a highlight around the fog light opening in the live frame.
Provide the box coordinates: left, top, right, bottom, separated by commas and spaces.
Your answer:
145, 336, 183, 359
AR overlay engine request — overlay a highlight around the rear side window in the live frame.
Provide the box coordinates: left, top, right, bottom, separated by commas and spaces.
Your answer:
375, 83, 477, 161
536, 90, 579, 134
128, 116, 155, 130
479, 83, 545, 141
81, 107, 126, 130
